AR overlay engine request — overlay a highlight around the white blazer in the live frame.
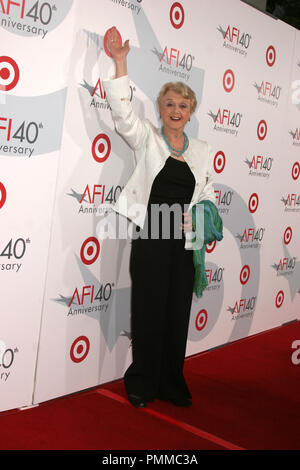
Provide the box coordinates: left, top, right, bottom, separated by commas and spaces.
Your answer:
102, 75, 215, 243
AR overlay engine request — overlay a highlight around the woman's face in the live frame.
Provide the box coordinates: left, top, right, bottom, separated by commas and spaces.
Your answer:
159, 90, 191, 134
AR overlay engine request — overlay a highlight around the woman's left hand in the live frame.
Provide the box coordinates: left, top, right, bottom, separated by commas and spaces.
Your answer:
181, 212, 193, 232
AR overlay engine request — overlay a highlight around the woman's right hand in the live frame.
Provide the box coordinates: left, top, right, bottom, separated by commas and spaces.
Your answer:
106, 26, 130, 63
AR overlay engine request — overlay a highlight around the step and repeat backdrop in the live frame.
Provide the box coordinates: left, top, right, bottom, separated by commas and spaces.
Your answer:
0, 0, 299, 411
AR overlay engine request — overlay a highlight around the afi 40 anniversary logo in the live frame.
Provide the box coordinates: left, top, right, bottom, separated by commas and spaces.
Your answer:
0, 0, 73, 38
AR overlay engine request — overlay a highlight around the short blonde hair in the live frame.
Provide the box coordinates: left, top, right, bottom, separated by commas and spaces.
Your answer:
157, 82, 197, 114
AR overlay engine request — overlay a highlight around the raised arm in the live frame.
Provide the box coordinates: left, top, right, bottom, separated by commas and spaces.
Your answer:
103, 27, 149, 151
106, 26, 130, 78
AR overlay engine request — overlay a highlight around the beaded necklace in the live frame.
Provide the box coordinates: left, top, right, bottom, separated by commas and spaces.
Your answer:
161, 127, 189, 158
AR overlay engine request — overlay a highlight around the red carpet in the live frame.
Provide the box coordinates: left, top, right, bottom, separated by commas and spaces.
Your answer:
0, 320, 299, 450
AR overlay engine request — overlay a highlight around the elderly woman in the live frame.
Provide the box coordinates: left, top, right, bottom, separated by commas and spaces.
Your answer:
103, 27, 215, 408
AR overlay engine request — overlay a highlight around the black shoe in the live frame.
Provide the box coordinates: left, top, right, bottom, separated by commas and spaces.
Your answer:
170, 397, 192, 407
128, 394, 146, 408
145, 397, 154, 403
157, 393, 192, 407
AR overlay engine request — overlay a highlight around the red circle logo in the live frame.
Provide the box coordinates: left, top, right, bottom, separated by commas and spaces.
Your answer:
103, 29, 122, 57
266, 46, 276, 67
80, 237, 100, 265
206, 240, 216, 253
257, 120, 267, 140
291, 162, 300, 181
240, 265, 250, 285
248, 193, 259, 213
0, 56, 20, 91
275, 290, 284, 308
70, 336, 90, 363
223, 69, 235, 93
195, 309, 207, 331
283, 227, 292, 245
213, 151, 226, 173
0, 182, 7, 209
92, 133, 111, 163
170, 2, 185, 29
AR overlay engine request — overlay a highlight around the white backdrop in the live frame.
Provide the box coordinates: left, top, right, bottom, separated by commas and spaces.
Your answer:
0, 0, 299, 412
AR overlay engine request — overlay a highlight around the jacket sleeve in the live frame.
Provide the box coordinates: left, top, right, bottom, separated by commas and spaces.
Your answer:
102, 75, 149, 151
198, 143, 216, 204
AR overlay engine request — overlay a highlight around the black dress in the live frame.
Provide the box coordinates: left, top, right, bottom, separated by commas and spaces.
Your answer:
124, 156, 196, 402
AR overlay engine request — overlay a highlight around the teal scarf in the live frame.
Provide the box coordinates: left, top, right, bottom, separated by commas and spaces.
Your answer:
191, 200, 223, 298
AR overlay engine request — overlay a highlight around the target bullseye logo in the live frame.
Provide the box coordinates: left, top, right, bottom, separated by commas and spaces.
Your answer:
92, 133, 111, 163
240, 265, 250, 285
283, 226, 292, 245
170, 2, 184, 29
248, 193, 259, 213
275, 290, 284, 308
0, 182, 7, 209
104, 29, 122, 57
223, 69, 235, 93
80, 237, 100, 265
266, 46, 276, 67
214, 151, 226, 173
70, 336, 90, 363
292, 162, 300, 181
257, 120, 267, 140
195, 309, 207, 331
0, 56, 20, 91
206, 240, 216, 253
